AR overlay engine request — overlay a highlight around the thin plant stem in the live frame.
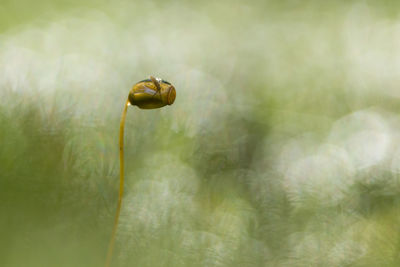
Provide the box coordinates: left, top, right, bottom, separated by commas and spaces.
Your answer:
105, 99, 130, 267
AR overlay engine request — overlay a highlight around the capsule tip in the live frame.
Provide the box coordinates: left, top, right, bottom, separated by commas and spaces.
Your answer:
168, 86, 176, 105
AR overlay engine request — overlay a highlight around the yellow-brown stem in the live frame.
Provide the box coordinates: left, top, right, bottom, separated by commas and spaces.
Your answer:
105, 99, 130, 267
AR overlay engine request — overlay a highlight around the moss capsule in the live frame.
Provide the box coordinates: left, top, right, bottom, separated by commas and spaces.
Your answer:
128, 77, 176, 109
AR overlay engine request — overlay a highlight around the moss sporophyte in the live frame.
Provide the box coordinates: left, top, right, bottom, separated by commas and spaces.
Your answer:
105, 76, 176, 267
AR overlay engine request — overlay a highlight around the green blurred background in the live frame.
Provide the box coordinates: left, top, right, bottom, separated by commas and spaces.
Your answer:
1, 0, 400, 266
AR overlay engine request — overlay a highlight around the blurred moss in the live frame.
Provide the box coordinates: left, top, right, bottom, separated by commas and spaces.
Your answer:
1, 0, 400, 266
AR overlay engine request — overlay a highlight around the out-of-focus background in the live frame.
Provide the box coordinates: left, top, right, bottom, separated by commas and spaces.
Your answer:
1, 0, 400, 266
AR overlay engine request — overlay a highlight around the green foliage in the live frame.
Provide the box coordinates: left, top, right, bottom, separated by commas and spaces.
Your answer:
1, 1, 400, 266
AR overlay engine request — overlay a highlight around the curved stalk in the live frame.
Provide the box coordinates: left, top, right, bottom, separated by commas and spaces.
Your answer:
105, 99, 130, 267
104, 76, 175, 266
